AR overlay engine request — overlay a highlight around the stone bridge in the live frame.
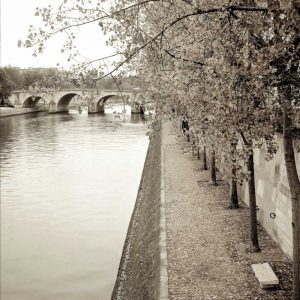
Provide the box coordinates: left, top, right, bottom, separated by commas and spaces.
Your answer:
8, 89, 145, 114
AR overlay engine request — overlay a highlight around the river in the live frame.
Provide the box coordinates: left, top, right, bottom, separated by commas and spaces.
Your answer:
0, 107, 149, 300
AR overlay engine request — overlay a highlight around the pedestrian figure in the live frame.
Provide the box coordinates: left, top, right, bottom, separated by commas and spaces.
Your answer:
181, 116, 185, 133
181, 116, 190, 142
185, 118, 189, 131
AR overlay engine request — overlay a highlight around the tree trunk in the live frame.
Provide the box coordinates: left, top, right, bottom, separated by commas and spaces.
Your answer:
203, 146, 208, 170
210, 149, 218, 186
283, 95, 300, 300
230, 168, 239, 209
197, 147, 200, 160
247, 151, 260, 252
230, 142, 239, 209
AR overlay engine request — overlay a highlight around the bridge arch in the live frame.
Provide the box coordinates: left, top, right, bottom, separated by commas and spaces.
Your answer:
97, 94, 144, 114
97, 95, 118, 106
87, 94, 122, 114
23, 96, 44, 108
57, 93, 81, 112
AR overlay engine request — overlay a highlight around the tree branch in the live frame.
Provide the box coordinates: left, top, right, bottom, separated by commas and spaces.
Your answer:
49, 0, 160, 36
94, 7, 223, 80
229, 5, 267, 12
73, 53, 124, 70
163, 49, 205, 66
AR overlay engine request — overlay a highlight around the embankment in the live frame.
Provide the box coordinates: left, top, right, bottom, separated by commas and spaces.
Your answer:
112, 123, 164, 300
0, 107, 48, 117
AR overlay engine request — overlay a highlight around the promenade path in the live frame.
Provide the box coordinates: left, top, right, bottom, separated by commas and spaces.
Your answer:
162, 121, 292, 300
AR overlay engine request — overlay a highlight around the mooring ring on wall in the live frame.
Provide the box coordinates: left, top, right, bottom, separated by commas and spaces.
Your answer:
270, 213, 276, 219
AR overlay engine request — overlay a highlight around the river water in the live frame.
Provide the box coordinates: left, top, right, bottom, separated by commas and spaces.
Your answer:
0, 107, 149, 300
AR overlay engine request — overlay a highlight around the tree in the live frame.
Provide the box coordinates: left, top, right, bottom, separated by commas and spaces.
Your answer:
3, 66, 24, 89
0, 69, 16, 106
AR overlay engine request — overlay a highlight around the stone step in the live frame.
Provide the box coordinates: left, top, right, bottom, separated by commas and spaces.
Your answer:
251, 263, 279, 289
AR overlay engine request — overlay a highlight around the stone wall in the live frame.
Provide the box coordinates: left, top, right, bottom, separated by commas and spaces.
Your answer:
0, 106, 48, 117
218, 136, 300, 258
112, 125, 162, 300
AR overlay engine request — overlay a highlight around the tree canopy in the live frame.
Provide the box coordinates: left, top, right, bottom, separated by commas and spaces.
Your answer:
0, 69, 16, 105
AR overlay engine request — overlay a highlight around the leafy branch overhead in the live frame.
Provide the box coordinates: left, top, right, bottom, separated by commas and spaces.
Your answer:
19, 1, 271, 77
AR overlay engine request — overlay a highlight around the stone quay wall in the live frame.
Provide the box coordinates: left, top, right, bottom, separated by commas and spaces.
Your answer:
112, 123, 164, 300
216, 136, 300, 259
0, 106, 48, 117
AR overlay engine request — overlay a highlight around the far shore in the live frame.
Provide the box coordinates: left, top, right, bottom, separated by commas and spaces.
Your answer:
0, 107, 48, 118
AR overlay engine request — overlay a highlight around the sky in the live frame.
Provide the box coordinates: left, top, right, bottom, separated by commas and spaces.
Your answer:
0, 0, 113, 69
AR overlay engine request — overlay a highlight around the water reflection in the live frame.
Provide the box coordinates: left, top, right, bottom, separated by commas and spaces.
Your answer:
0, 106, 149, 300
130, 113, 146, 124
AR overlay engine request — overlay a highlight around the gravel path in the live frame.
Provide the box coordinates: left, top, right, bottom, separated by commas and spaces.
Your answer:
162, 121, 292, 300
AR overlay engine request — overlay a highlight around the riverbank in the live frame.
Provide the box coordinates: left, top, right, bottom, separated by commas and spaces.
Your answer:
0, 107, 48, 117
113, 120, 293, 300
